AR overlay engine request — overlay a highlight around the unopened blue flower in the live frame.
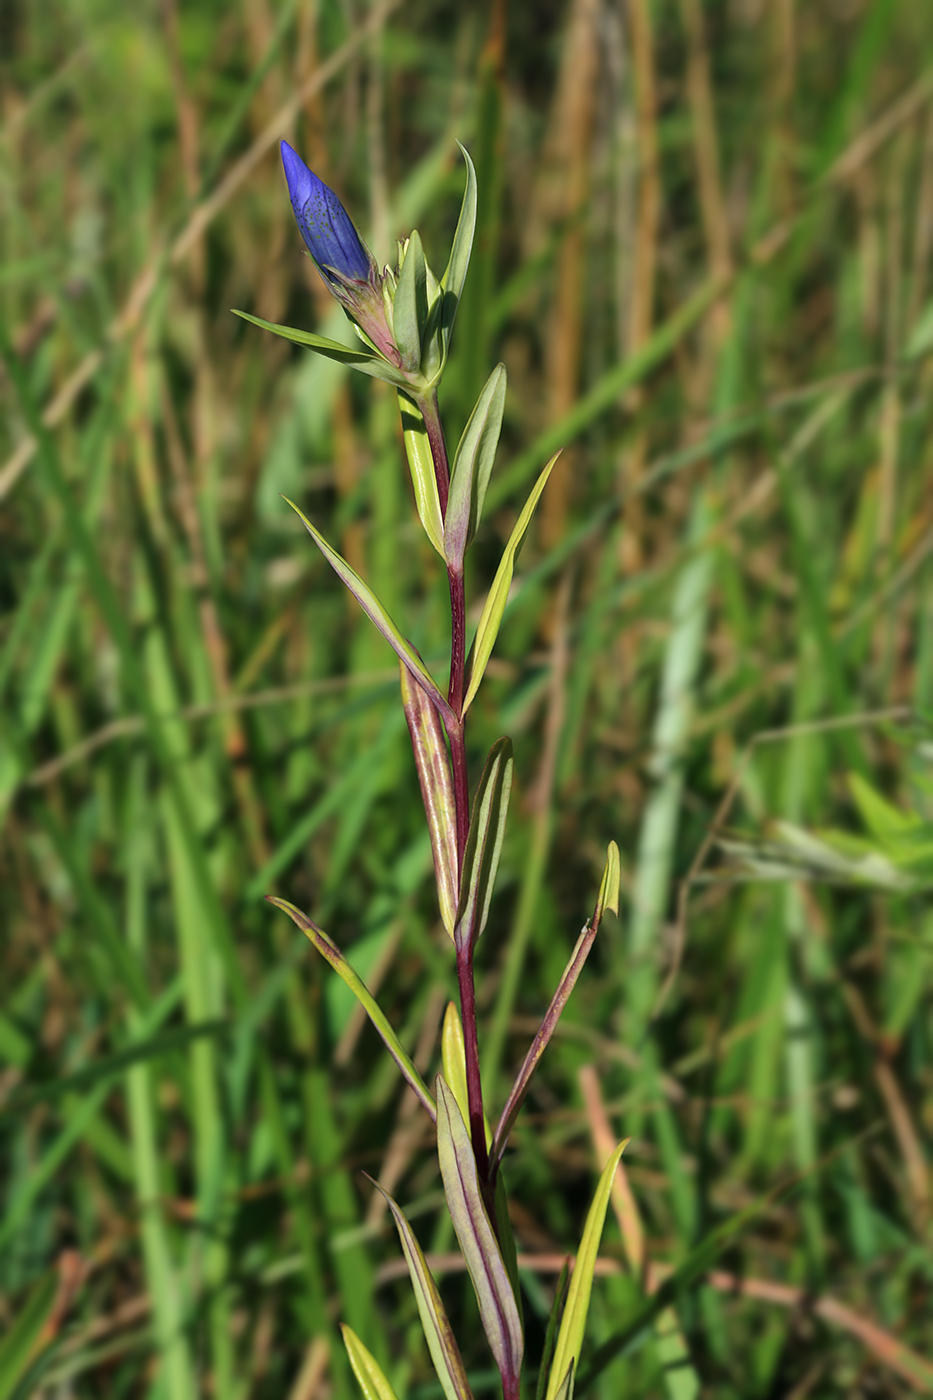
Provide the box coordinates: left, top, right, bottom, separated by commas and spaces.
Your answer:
280, 141, 372, 286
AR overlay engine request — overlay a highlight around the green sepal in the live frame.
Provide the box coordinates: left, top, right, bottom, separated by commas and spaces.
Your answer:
341, 1324, 401, 1400
368, 1179, 475, 1400
462, 452, 559, 713
393, 230, 428, 374
267, 895, 436, 1122
445, 364, 507, 568
454, 737, 513, 954
398, 392, 446, 557
283, 496, 453, 726
436, 1075, 524, 1390
544, 1140, 628, 1400
231, 309, 411, 388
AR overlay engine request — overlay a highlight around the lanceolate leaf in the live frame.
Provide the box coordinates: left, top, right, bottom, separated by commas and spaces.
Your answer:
267, 896, 436, 1122
445, 364, 507, 568
369, 1180, 474, 1400
440, 1001, 472, 1136
438, 143, 477, 360
398, 392, 446, 557
491, 843, 622, 1168
232, 309, 410, 387
462, 453, 559, 714
436, 1076, 524, 1389
545, 1141, 628, 1400
454, 738, 513, 955
284, 497, 454, 727
341, 1325, 401, 1400
401, 664, 458, 938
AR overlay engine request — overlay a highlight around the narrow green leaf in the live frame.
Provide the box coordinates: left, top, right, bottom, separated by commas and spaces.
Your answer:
454, 737, 513, 954
341, 1325, 400, 1400
393, 231, 428, 374
535, 1262, 571, 1400
436, 1076, 524, 1388
0, 1270, 57, 1400
284, 497, 453, 727
400, 663, 458, 937
398, 392, 446, 557
545, 1140, 628, 1400
267, 896, 436, 1122
463, 453, 559, 714
232, 309, 410, 386
438, 142, 478, 360
446, 364, 507, 567
594, 842, 621, 925
369, 1181, 474, 1400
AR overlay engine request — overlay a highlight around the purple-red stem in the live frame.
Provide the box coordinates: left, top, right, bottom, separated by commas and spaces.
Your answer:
419, 389, 488, 1182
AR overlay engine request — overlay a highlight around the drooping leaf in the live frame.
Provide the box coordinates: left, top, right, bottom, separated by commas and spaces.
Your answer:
232, 309, 411, 387
535, 1262, 571, 1400
398, 392, 446, 557
462, 454, 558, 714
393, 231, 428, 374
445, 364, 507, 568
435, 1075, 523, 1389
454, 738, 513, 955
284, 497, 453, 727
369, 1180, 474, 1400
545, 1141, 628, 1400
400, 664, 458, 938
341, 1325, 401, 1400
267, 896, 436, 1122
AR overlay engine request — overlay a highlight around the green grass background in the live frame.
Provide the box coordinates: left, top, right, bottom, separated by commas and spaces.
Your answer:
2, 0, 933, 1395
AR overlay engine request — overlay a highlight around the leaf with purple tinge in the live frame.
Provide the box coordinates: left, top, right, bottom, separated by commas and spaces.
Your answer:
462, 453, 559, 714
283, 497, 454, 729
491, 843, 620, 1169
401, 665, 458, 938
266, 896, 436, 1123
544, 1140, 628, 1400
341, 1324, 400, 1400
436, 1075, 524, 1391
454, 738, 513, 956
368, 1178, 474, 1400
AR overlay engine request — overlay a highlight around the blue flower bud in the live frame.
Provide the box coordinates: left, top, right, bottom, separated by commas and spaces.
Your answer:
280, 141, 372, 285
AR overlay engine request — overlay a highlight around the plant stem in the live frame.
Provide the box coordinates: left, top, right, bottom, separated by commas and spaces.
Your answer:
457, 943, 490, 1183
421, 388, 486, 1177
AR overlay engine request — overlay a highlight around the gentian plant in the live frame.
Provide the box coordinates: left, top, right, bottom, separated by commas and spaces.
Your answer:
236, 141, 624, 1400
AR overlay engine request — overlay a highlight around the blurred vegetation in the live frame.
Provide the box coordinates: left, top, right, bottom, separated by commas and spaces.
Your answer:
2, 0, 933, 1395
